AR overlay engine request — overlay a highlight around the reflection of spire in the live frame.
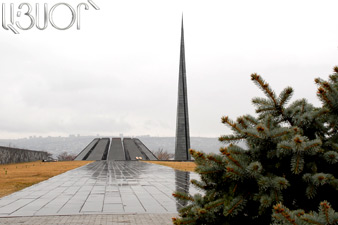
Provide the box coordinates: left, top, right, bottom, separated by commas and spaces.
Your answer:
175, 170, 190, 211
175, 15, 191, 160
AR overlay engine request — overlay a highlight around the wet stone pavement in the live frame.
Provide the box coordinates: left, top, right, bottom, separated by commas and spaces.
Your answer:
0, 161, 199, 217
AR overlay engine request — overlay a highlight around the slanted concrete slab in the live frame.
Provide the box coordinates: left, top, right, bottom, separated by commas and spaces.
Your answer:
123, 138, 145, 160
134, 139, 157, 160
86, 138, 110, 161
0, 161, 199, 217
108, 138, 125, 161
74, 138, 99, 161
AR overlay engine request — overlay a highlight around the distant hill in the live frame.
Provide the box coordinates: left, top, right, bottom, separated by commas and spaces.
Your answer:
0, 135, 247, 157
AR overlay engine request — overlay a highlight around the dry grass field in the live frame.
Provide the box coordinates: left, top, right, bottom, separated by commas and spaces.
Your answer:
0, 161, 92, 198
145, 161, 196, 172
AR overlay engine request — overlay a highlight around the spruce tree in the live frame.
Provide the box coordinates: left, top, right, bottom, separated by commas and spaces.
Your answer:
173, 67, 338, 225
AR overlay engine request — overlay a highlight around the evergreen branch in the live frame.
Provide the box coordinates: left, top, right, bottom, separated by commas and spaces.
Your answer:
271, 131, 289, 138
329, 75, 338, 83
219, 135, 245, 143
227, 144, 246, 154
244, 131, 261, 139
256, 124, 267, 134
310, 173, 334, 186
256, 106, 276, 113
322, 81, 334, 92
291, 154, 305, 174
317, 87, 335, 109
219, 147, 228, 155
224, 195, 248, 217
272, 177, 290, 190
333, 143, 338, 150
237, 117, 248, 129
295, 155, 301, 174
301, 100, 306, 114
258, 177, 271, 191
207, 154, 223, 165
226, 167, 240, 175
179, 204, 194, 214
266, 115, 272, 129
172, 217, 196, 225
312, 108, 329, 119
304, 142, 321, 151
329, 71, 338, 82
243, 115, 259, 125
306, 184, 317, 199
251, 73, 277, 105
279, 145, 292, 150
324, 151, 338, 164
246, 162, 263, 178
277, 142, 294, 157
190, 150, 206, 161
279, 87, 294, 107
220, 147, 243, 168
221, 116, 242, 133
289, 99, 307, 109
320, 201, 330, 224
334, 66, 338, 74
301, 218, 323, 225
205, 199, 225, 210
199, 170, 223, 175
252, 97, 272, 106
226, 198, 244, 215
232, 184, 238, 193
315, 77, 325, 84
172, 192, 195, 202
273, 190, 279, 202
272, 203, 300, 225
190, 179, 206, 189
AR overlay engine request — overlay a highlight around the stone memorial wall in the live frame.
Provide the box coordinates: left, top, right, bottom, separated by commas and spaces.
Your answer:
0, 146, 49, 164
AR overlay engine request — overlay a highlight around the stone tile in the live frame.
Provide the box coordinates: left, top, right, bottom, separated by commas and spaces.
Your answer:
102, 203, 124, 213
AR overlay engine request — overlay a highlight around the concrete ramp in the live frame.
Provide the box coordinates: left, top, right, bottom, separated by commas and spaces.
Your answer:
123, 138, 146, 160
74, 138, 99, 161
108, 138, 125, 160
134, 139, 157, 160
86, 138, 110, 161
75, 138, 158, 161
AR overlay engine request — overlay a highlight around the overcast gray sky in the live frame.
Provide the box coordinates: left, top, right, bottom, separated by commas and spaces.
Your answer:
0, 0, 337, 139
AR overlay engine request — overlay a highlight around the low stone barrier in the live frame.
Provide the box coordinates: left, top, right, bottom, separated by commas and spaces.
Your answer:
0, 146, 49, 164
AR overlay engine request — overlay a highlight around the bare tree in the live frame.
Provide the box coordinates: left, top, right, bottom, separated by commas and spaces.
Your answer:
57, 152, 77, 161
154, 148, 174, 160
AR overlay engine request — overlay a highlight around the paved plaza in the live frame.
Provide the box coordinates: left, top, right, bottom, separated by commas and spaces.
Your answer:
0, 161, 199, 224
0, 214, 178, 225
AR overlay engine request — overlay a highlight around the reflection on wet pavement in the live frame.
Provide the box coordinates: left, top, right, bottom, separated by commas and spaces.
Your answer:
175, 170, 190, 211
0, 161, 199, 217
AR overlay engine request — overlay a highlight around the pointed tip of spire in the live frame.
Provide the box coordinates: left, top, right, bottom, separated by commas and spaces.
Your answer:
181, 13, 184, 28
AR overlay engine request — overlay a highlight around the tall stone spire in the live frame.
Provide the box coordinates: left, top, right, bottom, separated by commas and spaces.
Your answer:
175, 16, 191, 160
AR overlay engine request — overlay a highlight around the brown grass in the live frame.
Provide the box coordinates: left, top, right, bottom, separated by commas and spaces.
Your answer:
145, 161, 196, 172
0, 161, 92, 198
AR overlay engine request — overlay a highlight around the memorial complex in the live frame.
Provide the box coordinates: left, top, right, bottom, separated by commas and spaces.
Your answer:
75, 17, 192, 162
74, 138, 158, 161
0, 18, 196, 224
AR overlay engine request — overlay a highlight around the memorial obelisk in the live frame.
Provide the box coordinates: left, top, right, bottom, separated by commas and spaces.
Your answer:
175, 16, 191, 161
